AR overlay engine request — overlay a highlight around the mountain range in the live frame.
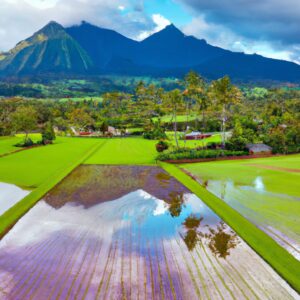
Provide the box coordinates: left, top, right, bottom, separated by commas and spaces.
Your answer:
1, 20, 300, 82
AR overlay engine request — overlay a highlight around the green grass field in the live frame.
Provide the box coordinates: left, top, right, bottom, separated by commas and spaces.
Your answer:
85, 137, 157, 165
0, 134, 41, 156
152, 114, 198, 123
182, 155, 300, 259
0, 137, 103, 188
59, 97, 103, 103
166, 132, 221, 147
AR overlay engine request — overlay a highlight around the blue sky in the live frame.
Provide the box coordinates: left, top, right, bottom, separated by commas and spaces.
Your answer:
143, 0, 192, 26
0, 0, 299, 64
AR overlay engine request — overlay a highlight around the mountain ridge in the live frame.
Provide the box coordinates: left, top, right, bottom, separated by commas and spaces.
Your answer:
1, 20, 300, 82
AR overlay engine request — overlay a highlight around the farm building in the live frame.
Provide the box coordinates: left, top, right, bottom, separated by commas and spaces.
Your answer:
185, 131, 212, 140
246, 143, 272, 155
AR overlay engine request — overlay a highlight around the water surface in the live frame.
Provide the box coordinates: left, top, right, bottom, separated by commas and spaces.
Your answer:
0, 182, 30, 215
0, 166, 297, 299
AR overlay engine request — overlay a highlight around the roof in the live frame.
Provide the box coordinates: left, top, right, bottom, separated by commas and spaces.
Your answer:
185, 131, 202, 137
246, 143, 272, 152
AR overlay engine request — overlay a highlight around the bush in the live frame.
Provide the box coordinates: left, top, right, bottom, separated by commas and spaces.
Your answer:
225, 136, 248, 151
144, 127, 166, 140
156, 140, 169, 152
157, 149, 247, 161
41, 122, 56, 145
15, 137, 34, 148
207, 142, 221, 149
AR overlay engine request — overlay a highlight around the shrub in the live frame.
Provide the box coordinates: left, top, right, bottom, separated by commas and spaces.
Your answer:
41, 122, 56, 145
157, 149, 247, 161
156, 140, 169, 152
225, 136, 248, 151
15, 137, 34, 148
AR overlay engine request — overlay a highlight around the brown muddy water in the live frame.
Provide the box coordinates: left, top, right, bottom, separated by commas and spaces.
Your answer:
0, 165, 298, 300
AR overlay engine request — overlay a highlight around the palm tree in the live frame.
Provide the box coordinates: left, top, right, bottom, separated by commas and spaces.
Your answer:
183, 71, 208, 131
165, 89, 183, 148
209, 76, 241, 148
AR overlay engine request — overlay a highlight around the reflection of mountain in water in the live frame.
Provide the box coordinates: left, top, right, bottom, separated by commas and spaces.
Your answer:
45, 165, 189, 208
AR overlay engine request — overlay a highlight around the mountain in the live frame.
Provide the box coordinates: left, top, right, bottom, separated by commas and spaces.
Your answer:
1, 21, 300, 82
66, 21, 138, 69
0, 21, 93, 76
135, 24, 228, 69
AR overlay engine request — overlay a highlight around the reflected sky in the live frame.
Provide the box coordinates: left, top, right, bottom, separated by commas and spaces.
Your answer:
0, 182, 30, 216
0, 166, 298, 300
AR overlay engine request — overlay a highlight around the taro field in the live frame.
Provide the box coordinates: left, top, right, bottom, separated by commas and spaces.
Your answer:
182, 154, 300, 260
0, 165, 298, 300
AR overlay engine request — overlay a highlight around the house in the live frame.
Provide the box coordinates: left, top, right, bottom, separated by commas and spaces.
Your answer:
107, 126, 121, 136
246, 143, 272, 155
185, 131, 212, 140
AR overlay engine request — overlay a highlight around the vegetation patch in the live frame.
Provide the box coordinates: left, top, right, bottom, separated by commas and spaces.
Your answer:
157, 149, 247, 161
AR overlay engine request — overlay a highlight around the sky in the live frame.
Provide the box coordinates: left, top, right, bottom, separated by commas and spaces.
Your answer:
0, 0, 299, 64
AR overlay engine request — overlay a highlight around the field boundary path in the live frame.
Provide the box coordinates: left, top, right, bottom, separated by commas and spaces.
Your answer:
0, 140, 107, 239
160, 162, 300, 294
244, 163, 300, 173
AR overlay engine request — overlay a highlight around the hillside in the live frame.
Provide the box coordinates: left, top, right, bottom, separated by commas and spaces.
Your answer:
0, 21, 93, 76
1, 21, 300, 82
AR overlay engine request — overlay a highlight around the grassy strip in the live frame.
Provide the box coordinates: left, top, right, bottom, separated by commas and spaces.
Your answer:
160, 162, 300, 293
0, 141, 105, 238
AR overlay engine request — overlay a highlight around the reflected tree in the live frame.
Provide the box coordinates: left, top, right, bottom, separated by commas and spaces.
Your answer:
183, 229, 198, 251
207, 222, 238, 258
182, 215, 203, 251
168, 192, 184, 217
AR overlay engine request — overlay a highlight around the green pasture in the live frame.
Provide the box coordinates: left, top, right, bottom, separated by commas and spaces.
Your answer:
0, 137, 102, 188
152, 114, 198, 123
0, 134, 41, 156
85, 137, 157, 165
166, 132, 221, 147
59, 97, 103, 103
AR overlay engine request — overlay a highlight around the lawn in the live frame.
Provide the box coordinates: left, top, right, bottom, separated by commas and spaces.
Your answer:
0, 134, 41, 156
166, 132, 221, 148
181, 154, 300, 260
85, 137, 157, 165
0, 137, 103, 188
59, 97, 103, 103
152, 114, 198, 123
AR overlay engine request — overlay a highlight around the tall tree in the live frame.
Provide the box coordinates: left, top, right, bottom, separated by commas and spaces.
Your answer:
165, 89, 183, 148
209, 76, 241, 147
67, 108, 94, 131
11, 106, 38, 143
183, 71, 208, 131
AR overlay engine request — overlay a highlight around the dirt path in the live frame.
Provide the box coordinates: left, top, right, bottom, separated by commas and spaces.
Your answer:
245, 163, 300, 173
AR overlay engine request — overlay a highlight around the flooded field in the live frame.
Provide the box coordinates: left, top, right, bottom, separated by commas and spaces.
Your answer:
183, 158, 300, 261
0, 165, 298, 299
190, 176, 300, 260
0, 182, 30, 216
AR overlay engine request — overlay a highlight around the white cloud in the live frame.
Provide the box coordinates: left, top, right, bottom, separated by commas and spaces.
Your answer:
182, 16, 300, 64
137, 13, 171, 40
0, 0, 153, 52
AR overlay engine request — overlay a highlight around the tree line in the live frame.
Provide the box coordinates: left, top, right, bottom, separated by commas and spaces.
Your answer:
0, 71, 299, 154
